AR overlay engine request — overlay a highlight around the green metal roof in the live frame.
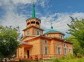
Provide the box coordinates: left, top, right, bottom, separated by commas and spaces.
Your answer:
26, 3, 42, 22
45, 29, 64, 35
32, 3, 36, 18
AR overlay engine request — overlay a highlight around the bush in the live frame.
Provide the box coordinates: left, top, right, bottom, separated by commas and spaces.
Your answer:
18, 56, 84, 62
50, 57, 61, 62
52, 58, 61, 62
61, 54, 75, 60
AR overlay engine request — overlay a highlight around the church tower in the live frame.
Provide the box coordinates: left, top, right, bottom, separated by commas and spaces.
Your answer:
23, 3, 43, 37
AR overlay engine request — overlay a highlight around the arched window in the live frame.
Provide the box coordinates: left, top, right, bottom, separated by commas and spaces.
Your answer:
64, 48, 67, 55
64, 44, 66, 47
45, 46, 48, 55
57, 47, 61, 55
36, 22, 39, 25
69, 49, 71, 52
31, 21, 35, 24
60, 35, 64, 39
37, 31, 40, 35
27, 31, 29, 36
27, 22, 30, 25
64, 44, 67, 55
45, 40, 47, 44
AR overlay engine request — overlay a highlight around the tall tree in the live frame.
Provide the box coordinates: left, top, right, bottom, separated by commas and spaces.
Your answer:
67, 17, 84, 56
0, 26, 19, 61
65, 36, 83, 56
68, 18, 84, 48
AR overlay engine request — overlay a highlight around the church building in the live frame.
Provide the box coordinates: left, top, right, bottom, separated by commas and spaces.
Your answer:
16, 4, 73, 60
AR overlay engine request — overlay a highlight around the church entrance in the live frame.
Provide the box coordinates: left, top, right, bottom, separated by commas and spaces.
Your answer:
27, 50, 30, 58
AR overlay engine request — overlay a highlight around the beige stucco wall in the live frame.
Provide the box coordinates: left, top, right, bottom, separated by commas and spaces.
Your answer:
23, 28, 34, 36
26, 39, 41, 55
17, 38, 41, 59
17, 38, 73, 59
23, 27, 43, 37
17, 47, 25, 59
40, 39, 73, 58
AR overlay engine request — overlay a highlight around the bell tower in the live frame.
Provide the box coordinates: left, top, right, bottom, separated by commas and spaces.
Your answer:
23, 3, 43, 37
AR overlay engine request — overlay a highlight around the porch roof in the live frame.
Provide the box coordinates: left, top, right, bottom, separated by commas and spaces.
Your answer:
20, 43, 33, 49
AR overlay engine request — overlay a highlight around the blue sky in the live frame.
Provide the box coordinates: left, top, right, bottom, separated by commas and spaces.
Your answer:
15, 0, 84, 17
47, 0, 84, 13
0, 0, 84, 37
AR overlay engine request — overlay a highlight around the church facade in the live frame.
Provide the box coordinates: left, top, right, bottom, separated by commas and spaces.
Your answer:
16, 4, 73, 60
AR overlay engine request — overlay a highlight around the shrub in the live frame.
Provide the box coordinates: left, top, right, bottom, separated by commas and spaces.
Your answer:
62, 53, 75, 60
50, 57, 61, 62
52, 58, 61, 62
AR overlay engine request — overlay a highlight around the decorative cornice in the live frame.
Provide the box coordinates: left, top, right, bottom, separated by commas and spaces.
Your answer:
23, 26, 44, 31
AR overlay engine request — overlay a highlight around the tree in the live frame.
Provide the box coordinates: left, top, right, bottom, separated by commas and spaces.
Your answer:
0, 26, 19, 61
67, 17, 84, 56
65, 36, 83, 57
68, 18, 84, 48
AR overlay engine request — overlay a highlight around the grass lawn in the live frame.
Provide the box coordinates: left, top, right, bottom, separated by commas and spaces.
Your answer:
60, 58, 84, 62
14, 55, 84, 62
41, 57, 84, 62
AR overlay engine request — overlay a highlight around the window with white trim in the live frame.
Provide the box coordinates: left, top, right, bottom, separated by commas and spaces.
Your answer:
64, 48, 67, 55
37, 30, 40, 35
27, 30, 29, 36
64, 44, 66, 47
60, 35, 63, 39
44, 46, 48, 55
44, 40, 47, 44
57, 47, 61, 55
69, 49, 71, 53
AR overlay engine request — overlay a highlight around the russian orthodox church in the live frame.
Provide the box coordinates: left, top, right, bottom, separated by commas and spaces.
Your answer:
16, 4, 73, 60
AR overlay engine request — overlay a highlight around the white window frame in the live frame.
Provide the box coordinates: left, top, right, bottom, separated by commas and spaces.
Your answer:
37, 30, 40, 35
27, 30, 29, 35
57, 47, 61, 55
64, 48, 67, 55
44, 46, 48, 55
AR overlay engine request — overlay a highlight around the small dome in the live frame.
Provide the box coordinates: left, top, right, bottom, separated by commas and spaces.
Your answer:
45, 29, 64, 35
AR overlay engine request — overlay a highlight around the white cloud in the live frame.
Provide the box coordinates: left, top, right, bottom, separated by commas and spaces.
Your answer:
0, 11, 27, 32
40, 13, 84, 34
72, 13, 84, 19
0, 0, 46, 33
0, 0, 84, 37
0, 0, 37, 5
0, 0, 46, 6
0, 0, 27, 33
12, 0, 37, 4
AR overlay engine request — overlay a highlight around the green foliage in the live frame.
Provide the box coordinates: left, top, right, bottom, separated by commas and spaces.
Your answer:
67, 18, 84, 56
67, 19, 84, 48
0, 26, 19, 58
17, 57, 84, 62
50, 56, 84, 62
50, 57, 61, 62
62, 54, 75, 60
65, 36, 82, 56
52, 58, 60, 62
